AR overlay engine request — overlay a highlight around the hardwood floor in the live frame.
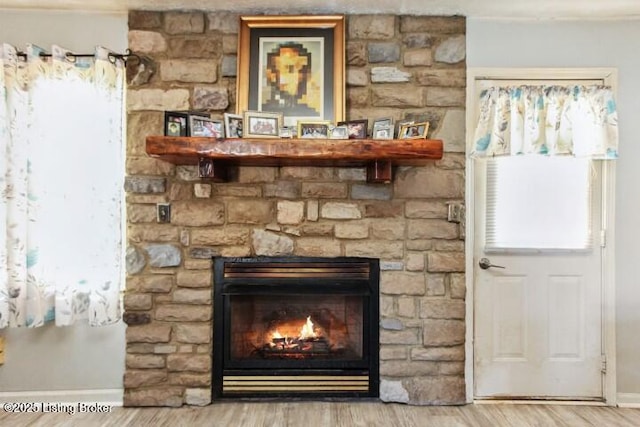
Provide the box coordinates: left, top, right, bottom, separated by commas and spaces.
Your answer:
1, 401, 639, 426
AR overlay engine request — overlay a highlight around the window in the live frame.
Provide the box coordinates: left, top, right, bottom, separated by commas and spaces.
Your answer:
485, 156, 592, 251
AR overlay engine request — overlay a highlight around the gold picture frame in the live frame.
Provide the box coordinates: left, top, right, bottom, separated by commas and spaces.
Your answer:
399, 122, 430, 139
236, 15, 345, 128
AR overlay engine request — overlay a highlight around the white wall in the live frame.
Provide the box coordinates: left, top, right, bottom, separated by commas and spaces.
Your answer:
0, 9, 127, 51
0, 10, 128, 401
468, 18, 640, 395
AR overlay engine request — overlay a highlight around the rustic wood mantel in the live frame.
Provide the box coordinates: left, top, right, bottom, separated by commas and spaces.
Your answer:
145, 136, 444, 183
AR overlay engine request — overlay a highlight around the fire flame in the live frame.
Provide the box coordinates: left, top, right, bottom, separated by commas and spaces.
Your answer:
299, 316, 317, 339
270, 316, 318, 342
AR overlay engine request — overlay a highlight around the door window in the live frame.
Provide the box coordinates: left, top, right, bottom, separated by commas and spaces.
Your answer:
485, 156, 593, 251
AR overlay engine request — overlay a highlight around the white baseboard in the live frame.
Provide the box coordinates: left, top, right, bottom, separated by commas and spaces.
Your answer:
0, 389, 122, 406
616, 393, 640, 408
474, 399, 606, 406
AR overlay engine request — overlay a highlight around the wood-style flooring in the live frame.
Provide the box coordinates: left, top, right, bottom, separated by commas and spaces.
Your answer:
1, 401, 639, 426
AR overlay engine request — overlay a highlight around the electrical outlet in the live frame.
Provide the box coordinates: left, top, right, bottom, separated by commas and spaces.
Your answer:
157, 203, 171, 223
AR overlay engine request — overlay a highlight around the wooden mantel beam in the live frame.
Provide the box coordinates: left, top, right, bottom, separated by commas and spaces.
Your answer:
145, 136, 444, 182
146, 136, 443, 166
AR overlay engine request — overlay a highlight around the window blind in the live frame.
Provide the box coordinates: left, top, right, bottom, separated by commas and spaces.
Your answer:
485, 156, 593, 251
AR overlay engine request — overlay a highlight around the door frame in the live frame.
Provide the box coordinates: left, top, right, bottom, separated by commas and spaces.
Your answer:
464, 68, 617, 405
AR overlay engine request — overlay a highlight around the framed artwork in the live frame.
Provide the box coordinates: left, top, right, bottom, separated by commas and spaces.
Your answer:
164, 111, 189, 136
297, 120, 331, 138
189, 116, 224, 138
236, 15, 345, 128
243, 110, 283, 138
399, 122, 430, 139
338, 119, 368, 139
224, 113, 243, 138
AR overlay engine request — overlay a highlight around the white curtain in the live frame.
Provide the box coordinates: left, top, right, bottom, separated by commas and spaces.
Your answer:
0, 44, 124, 327
472, 85, 619, 159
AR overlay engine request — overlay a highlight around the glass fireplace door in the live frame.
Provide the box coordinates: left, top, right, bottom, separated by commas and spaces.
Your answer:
228, 293, 365, 365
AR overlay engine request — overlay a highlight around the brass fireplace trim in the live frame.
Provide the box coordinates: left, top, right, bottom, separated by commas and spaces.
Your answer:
224, 261, 371, 279
223, 375, 370, 393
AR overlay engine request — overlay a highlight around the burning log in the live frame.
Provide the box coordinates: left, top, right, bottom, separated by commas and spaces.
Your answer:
253, 315, 345, 358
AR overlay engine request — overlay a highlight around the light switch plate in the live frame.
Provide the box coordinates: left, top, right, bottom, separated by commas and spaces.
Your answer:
447, 203, 463, 223
157, 203, 171, 223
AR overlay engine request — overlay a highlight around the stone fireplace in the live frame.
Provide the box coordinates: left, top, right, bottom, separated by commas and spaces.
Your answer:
124, 11, 466, 407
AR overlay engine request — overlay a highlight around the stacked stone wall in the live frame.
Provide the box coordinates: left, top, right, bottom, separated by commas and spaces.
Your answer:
125, 11, 466, 406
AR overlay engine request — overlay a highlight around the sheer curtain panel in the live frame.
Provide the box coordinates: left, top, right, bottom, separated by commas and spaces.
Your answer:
0, 44, 124, 327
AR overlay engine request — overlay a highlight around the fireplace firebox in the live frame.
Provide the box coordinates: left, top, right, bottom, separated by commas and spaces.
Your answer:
213, 256, 380, 398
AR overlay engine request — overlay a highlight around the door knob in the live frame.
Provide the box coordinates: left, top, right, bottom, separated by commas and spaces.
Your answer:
479, 258, 505, 270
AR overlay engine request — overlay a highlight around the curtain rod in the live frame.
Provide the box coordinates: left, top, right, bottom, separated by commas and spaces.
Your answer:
15, 49, 139, 64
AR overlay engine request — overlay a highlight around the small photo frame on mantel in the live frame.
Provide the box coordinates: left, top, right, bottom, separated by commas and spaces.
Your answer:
243, 110, 283, 138
399, 121, 430, 139
329, 125, 349, 139
279, 126, 295, 138
395, 120, 414, 138
189, 116, 224, 138
338, 119, 368, 139
224, 113, 243, 138
298, 121, 331, 139
372, 117, 394, 139
373, 125, 393, 140
164, 111, 189, 137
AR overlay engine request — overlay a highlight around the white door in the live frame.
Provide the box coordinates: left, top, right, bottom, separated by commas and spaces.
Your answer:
474, 156, 603, 399
471, 76, 610, 400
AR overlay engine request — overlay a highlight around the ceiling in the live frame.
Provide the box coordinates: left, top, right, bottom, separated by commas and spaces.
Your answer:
1, 0, 640, 19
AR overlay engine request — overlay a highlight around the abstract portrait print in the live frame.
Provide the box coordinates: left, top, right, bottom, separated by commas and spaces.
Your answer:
259, 38, 323, 125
